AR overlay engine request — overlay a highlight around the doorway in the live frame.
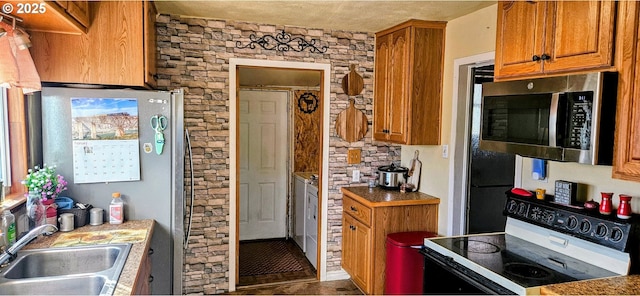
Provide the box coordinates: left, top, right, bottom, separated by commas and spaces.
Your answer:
230, 59, 330, 291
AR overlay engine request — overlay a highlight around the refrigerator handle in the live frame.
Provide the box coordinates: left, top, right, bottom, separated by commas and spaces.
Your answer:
184, 128, 195, 250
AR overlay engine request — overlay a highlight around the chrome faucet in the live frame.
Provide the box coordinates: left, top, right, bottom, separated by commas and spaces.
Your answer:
0, 224, 58, 266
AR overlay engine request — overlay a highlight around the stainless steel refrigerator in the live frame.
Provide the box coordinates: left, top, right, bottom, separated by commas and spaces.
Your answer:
38, 86, 184, 295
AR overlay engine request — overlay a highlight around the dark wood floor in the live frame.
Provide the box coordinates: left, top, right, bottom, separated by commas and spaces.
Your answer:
230, 279, 363, 295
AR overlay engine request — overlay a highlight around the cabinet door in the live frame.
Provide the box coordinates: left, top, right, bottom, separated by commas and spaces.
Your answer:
30, 1, 145, 86
495, 1, 546, 79
342, 213, 371, 293
387, 28, 410, 143
341, 214, 355, 275
613, 1, 640, 181
374, 34, 391, 141
66, 1, 90, 28
543, 1, 615, 73
144, 1, 158, 88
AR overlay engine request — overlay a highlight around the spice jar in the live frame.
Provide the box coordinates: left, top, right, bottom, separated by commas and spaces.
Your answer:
617, 194, 633, 219
599, 192, 613, 215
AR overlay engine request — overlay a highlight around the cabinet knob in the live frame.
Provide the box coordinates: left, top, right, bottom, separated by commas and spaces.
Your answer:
532, 55, 541, 62
540, 54, 550, 61
350, 206, 357, 212
148, 248, 154, 256
149, 275, 154, 283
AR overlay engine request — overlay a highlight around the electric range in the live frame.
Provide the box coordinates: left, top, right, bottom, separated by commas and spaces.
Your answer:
421, 193, 639, 295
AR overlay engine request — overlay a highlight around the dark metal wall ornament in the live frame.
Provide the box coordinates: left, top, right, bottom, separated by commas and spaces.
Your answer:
235, 30, 328, 53
297, 92, 319, 114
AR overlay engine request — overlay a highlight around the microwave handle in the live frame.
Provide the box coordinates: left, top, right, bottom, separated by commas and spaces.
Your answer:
549, 93, 560, 147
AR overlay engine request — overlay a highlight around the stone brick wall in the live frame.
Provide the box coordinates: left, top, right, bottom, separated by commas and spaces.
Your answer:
156, 15, 400, 294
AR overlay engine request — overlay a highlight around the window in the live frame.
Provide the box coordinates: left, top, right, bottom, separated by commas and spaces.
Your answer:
0, 87, 11, 189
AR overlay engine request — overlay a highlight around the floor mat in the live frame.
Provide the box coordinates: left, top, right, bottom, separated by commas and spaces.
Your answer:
239, 239, 307, 276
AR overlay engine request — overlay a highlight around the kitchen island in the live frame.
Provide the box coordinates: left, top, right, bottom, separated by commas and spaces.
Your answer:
540, 275, 640, 295
341, 186, 439, 295
23, 219, 155, 295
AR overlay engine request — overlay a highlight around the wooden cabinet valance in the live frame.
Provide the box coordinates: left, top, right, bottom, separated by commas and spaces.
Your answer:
13, 1, 89, 34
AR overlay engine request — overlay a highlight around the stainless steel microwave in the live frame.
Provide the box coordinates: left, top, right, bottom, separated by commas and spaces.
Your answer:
480, 72, 618, 165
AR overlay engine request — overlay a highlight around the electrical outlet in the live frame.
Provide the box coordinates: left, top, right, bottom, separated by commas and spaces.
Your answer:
352, 170, 360, 182
442, 145, 449, 158
347, 149, 361, 164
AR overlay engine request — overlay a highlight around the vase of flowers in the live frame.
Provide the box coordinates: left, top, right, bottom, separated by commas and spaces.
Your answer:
22, 165, 68, 229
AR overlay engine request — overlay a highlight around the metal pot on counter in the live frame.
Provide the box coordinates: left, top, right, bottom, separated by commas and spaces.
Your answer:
377, 164, 409, 188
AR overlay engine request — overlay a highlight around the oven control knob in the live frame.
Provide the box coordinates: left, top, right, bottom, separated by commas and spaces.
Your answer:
610, 227, 624, 242
595, 223, 608, 238
507, 200, 518, 213
517, 203, 527, 216
579, 219, 591, 233
566, 215, 579, 230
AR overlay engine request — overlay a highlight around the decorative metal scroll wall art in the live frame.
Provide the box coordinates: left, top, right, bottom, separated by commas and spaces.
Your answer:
236, 30, 328, 53
298, 92, 319, 114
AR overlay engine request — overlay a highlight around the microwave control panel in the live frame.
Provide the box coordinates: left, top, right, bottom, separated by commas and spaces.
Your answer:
565, 91, 593, 149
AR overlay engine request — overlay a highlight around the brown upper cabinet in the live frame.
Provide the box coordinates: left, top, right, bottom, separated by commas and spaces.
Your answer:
373, 20, 446, 145
10, 1, 90, 34
494, 1, 616, 80
29, 1, 157, 88
613, 1, 640, 182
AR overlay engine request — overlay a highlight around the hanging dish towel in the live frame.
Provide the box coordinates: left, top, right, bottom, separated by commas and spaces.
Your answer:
0, 21, 41, 93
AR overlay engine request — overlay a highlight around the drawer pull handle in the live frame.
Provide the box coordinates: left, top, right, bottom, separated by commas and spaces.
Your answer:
148, 248, 154, 256
350, 206, 357, 212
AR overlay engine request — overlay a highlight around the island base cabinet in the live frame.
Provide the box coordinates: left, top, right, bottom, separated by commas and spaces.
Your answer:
341, 194, 438, 295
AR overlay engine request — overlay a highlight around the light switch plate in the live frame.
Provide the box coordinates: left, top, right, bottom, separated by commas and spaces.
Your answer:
347, 149, 361, 164
352, 170, 360, 182
442, 145, 449, 158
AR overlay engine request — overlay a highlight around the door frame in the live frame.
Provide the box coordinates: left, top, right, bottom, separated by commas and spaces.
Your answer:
229, 58, 331, 291
447, 52, 523, 236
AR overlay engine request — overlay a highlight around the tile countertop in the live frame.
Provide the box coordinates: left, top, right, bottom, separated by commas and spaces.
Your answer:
341, 185, 440, 207
540, 275, 640, 295
23, 219, 155, 296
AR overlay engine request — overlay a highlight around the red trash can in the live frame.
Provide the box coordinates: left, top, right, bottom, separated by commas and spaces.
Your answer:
385, 231, 437, 295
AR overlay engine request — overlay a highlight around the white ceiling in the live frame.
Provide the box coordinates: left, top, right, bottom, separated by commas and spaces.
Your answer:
154, 0, 497, 33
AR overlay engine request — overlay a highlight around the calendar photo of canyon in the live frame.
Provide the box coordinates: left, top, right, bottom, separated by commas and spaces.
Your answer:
70, 97, 139, 141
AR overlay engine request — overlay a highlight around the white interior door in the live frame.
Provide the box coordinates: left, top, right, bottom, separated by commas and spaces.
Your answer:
239, 89, 288, 240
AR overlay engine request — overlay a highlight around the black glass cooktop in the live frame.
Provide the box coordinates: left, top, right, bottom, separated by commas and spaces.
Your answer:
429, 234, 618, 288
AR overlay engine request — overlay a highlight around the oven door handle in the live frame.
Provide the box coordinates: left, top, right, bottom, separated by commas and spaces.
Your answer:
421, 248, 516, 295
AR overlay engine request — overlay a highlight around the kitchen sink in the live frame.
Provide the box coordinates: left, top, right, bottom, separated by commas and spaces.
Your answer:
3, 244, 128, 279
0, 275, 110, 295
0, 243, 131, 295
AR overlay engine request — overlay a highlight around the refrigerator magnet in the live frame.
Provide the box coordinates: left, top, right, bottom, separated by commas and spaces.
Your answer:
143, 143, 153, 154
